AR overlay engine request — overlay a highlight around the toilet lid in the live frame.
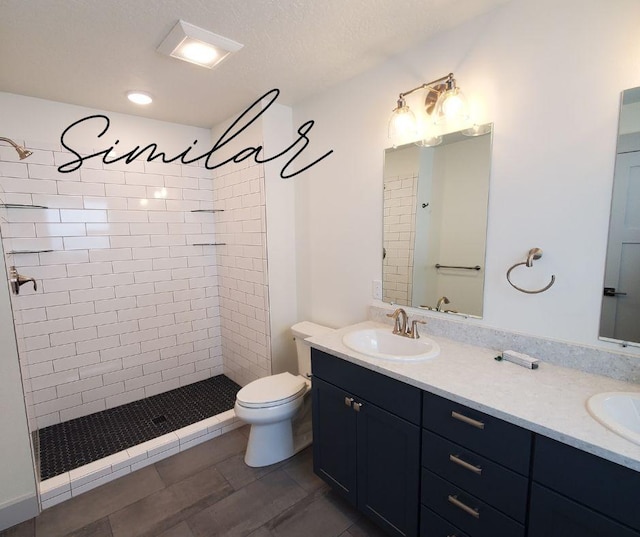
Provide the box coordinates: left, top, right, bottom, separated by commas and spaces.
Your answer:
236, 372, 308, 408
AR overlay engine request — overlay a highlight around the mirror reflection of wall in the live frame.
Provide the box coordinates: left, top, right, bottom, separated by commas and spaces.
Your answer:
382, 127, 492, 317
599, 87, 640, 346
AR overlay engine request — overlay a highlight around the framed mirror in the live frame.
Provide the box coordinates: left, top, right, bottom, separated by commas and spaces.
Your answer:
382, 125, 492, 317
599, 87, 640, 347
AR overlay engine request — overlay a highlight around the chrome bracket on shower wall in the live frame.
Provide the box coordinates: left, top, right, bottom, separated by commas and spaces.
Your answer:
506, 248, 556, 294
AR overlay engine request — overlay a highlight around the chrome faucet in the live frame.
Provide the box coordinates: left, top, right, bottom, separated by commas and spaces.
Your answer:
386, 307, 408, 335
436, 296, 450, 312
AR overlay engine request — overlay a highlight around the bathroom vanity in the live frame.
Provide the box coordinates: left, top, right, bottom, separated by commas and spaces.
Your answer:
308, 322, 640, 537
312, 350, 421, 536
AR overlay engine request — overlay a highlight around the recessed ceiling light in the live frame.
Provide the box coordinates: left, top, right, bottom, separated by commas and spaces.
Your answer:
157, 20, 243, 69
127, 91, 153, 105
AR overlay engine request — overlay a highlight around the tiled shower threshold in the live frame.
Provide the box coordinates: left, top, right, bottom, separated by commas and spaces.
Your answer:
39, 408, 242, 509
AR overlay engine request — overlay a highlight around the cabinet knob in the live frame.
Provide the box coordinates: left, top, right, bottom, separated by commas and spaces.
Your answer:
344, 396, 354, 408
353, 402, 363, 412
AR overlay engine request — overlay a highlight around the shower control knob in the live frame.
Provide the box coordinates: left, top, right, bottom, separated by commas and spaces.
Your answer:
9, 266, 37, 295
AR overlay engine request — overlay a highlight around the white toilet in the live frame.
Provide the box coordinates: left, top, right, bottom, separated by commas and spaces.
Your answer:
234, 321, 332, 467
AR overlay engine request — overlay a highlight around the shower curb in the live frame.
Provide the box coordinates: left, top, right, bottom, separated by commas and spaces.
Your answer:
38, 409, 242, 509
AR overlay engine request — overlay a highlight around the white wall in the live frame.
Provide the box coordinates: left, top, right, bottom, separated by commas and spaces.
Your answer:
262, 104, 299, 375
0, 239, 38, 529
293, 0, 640, 354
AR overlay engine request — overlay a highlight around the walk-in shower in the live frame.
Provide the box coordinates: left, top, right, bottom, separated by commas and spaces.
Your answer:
0, 129, 271, 508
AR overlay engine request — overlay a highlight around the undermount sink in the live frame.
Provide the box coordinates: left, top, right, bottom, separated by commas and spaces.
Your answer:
587, 392, 640, 446
342, 328, 440, 361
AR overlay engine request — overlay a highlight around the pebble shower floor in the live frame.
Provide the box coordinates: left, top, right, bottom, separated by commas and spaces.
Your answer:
36, 375, 240, 480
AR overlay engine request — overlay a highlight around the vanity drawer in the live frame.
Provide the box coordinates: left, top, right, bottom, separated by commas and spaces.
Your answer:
529, 483, 640, 537
422, 429, 528, 523
421, 469, 524, 537
422, 391, 532, 475
420, 505, 469, 537
311, 349, 421, 425
533, 435, 640, 531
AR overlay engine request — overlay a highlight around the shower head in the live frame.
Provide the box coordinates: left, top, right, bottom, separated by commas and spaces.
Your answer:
0, 137, 33, 160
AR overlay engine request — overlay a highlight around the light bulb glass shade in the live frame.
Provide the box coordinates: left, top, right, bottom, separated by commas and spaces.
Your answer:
462, 123, 492, 137
433, 87, 469, 125
416, 135, 443, 148
388, 104, 417, 147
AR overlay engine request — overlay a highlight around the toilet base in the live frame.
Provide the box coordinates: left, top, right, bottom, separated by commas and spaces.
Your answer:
244, 420, 295, 467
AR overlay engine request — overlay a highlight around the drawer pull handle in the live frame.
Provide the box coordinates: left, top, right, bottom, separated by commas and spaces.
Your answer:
449, 454, 482, 475
353, 402, 363, 412
448, 494, 480, 519
344, 397, 354, 407
451, 410, 485, 430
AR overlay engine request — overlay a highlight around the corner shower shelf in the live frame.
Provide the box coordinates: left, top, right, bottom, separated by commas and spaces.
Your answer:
190, 209, 224, 213
188, 211, 225, 245
7, 249, 54, 255
0, 203, 49, 209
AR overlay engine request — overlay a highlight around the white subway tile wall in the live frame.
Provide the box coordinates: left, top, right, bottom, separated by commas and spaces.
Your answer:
0, 140, 269, 430
212, 159, 270, 388
382, 174, 417, 304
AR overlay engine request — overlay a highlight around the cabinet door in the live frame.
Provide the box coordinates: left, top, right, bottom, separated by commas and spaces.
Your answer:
312, 376, 358, 505
357, 401, 420, 537
529, 484, 640, 537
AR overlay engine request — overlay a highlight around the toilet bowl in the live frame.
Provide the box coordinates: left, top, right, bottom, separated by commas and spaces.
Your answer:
234, 321, 332, 467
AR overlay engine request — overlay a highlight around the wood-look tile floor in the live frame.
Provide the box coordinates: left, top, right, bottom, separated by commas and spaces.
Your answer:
2, 427, 388, 537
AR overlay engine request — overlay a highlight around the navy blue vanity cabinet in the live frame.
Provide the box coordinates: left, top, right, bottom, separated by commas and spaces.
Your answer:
420, 391, 532, 537
311, 349, 422, 537
528, 435, 640, 537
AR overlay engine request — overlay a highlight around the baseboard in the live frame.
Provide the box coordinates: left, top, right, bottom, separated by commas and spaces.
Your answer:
0, 492, 39, 532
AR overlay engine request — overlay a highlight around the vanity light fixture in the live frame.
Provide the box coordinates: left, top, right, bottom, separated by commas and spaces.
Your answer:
416, 135, 443, 148
388, 73, 470, 146
157, 20, 243, 69
462, 123, 492, 137
127, 91, 153, 105
388, 96, 418, 145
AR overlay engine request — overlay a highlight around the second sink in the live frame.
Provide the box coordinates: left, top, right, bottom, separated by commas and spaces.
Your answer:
587, 392, 640, 446
342, 328, 440, 361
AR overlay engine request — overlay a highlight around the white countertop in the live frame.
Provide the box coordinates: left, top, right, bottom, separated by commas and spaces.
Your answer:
307, 321, 640, 472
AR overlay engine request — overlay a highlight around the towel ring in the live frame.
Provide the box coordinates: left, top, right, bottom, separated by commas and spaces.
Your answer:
506, 247, 556, 294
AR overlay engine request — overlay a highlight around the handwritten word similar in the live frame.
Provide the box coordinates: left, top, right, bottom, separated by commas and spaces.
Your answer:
58, 89, 333, 178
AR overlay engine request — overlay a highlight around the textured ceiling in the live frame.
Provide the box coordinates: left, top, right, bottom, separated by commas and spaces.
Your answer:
0, 0, 508, 128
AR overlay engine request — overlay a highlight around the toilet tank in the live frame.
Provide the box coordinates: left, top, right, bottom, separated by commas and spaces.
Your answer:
291, 321, 333, 378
